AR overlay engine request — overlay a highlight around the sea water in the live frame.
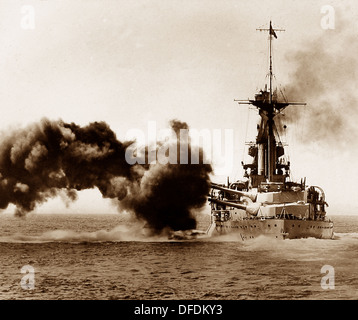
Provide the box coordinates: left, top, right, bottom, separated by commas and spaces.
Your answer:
0, 213, 357, 300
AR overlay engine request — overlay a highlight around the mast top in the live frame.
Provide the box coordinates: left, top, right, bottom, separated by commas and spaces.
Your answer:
256, 20, 285, 36
256, 21, 285, 105
235, 21, 305, 112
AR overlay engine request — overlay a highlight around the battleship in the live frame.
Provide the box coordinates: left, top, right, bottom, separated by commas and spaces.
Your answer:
207, 22, 334, 240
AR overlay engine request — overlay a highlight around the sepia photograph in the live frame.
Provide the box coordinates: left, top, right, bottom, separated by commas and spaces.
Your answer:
0, 0, 357, 308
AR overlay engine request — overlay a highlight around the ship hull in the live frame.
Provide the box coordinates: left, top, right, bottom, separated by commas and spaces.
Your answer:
211, 218, 334, 240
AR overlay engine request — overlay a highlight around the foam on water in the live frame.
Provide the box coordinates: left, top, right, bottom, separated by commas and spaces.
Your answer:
0, 225, 213, 243
1, 221, 358, 245
0, 224, 165, 243
0, 215, 357, 300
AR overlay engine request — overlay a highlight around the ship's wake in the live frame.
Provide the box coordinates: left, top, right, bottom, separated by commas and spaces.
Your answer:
332, 232, 358, 241
202, 231, 358, 247
0, 224, 146, 243
0, 225, 211, 243
2, 224, 356, 244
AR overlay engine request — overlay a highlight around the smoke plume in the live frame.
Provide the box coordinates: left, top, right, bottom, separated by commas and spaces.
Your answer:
0, 118, 212, 233
281, 20, 358, 149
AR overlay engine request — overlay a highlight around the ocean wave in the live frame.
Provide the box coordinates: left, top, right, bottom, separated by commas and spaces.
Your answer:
0, 224, 163, 243
333, 232, 358, 240
2, 227, 358, 244
0, 225, 212, 243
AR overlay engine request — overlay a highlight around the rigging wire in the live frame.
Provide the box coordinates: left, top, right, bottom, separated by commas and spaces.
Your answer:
301, 102, 308, 143
273, 116, 283, 144
239, 105, 252, 179
254, 43, 269, 92
271, 37, 275, 90
279, 84, 288, 103
285, 109, 298, 181
273, 118, 289, 168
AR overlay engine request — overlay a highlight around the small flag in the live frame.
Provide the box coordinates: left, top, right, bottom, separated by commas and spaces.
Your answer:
270, 21, 277, 39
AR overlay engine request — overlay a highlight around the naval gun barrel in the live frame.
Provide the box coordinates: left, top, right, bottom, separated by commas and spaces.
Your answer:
208, 197, 260, 216
211, 183, 256, 201
208, 197, 247, 210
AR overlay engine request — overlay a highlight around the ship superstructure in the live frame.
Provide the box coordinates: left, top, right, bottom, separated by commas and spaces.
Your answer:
207, 22, 334, 240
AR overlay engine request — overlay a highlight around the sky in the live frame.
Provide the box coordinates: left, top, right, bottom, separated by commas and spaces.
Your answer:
0, 0, 357, 215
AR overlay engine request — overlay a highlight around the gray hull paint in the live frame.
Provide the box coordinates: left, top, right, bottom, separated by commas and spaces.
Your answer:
212, 218, 334, 240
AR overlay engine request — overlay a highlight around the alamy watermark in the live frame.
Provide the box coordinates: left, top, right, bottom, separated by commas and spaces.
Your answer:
321, 5, 335, 30
124, 121, 234, 175
20, 265, 35, 290
21, 5, 35, 30
321, 265, 335, 290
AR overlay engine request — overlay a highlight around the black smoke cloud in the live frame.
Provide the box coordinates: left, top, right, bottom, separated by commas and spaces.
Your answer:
281, 17, 358, 149
0, 118, 212, 233
118, 119, 211, 232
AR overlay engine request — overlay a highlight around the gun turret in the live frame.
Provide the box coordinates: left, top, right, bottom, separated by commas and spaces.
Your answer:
208, 197, 260, 216
211, 183, 256, 201
208, 197, 247, 210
